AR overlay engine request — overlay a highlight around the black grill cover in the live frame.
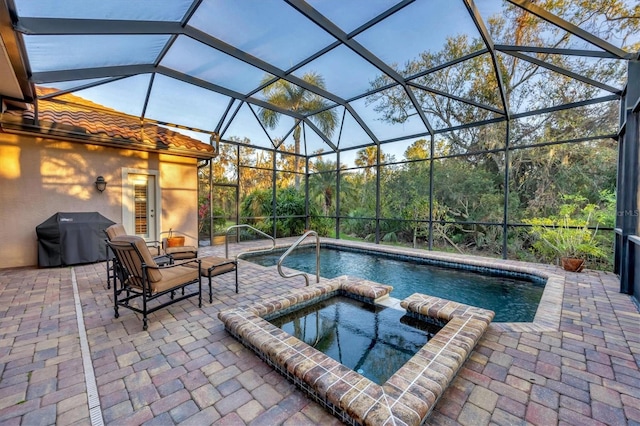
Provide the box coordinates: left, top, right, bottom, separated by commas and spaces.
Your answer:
36, 212, 115, 267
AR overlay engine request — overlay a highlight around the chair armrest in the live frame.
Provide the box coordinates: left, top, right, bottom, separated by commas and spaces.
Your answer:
170, 258, 202, 268
146, 240, 163, 256
145, 258, 201, 270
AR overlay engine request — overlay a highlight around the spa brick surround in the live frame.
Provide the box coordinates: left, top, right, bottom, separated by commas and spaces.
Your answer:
218, 277, 495, 425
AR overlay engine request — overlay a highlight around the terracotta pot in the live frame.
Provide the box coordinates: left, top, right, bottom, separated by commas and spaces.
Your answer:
167, 236, 185, 247
561, 257, 585, 272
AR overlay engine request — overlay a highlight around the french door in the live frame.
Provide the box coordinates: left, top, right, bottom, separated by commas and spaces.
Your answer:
122, 169, 159, 241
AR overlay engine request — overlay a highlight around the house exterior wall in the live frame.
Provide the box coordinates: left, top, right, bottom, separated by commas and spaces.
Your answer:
0, 131, 198, 268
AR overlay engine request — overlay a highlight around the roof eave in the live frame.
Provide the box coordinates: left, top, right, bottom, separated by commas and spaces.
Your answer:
0, 116, 217, 160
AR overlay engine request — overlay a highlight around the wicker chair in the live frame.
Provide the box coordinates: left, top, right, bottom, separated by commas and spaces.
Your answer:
107, 235, 201, 330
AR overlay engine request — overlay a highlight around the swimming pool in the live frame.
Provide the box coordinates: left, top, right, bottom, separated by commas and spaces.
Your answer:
245, 244, 545, 322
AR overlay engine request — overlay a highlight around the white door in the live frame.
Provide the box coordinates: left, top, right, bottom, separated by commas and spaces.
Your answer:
122, 171, 159, 241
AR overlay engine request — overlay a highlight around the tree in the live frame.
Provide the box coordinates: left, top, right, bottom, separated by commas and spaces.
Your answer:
404, 139, 429, 160
355, 146, 378, 168
367, 1, 637, 159
354, 146, 393, 180
361, 1, 636, 263
258, 72, 338, 189
308, 158, 355, 216
379, 157, 431, 247
240, 186, 317, 237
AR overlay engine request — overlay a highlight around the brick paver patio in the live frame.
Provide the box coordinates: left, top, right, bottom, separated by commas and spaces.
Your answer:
0, 239, 638, 425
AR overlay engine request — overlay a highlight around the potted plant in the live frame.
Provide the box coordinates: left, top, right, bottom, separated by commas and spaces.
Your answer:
525, 212, 607, 272
166, 228, 185, 247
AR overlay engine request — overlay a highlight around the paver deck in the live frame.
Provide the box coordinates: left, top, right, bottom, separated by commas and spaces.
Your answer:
0, 238, 638, 425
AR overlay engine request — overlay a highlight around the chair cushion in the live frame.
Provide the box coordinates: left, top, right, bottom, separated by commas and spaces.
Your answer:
199, 256, 236, 277
105, 223, 127, 240
166, 246, 198, 259
112, 235, 163, 283
151, 265, 199, 294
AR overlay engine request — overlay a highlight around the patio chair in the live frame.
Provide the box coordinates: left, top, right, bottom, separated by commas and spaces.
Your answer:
105, 223, 126, 241
107, 235, 202, 330
104, 224, 126, 289
104, 223, 165, 289
105, 223, 164, 255
161, 229, 198, 260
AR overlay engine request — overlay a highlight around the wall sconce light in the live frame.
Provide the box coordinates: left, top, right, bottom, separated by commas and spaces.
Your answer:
95, 176, 108, 193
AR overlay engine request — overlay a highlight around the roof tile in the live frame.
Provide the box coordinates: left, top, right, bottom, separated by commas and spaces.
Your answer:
31, 87, 215, 157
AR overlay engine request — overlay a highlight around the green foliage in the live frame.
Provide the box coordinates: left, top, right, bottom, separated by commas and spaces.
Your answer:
432, 159, 503, 223
210, 207, 227, 232
239, 188, 273, 236
241, 188, 273, 220
309, 217, 332, 236
308, 158, 339, 215
524, 195, 609, 264
342, 208, 376, 238
240, 186, 329, 238
525, 216, 606, 260
197, 193, 226, 238
594, 189, 616, 228
381, 231, 398, 243
273, 187, 306, 237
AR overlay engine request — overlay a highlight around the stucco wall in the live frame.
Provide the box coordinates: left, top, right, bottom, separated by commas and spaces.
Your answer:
0, 131, 198, 268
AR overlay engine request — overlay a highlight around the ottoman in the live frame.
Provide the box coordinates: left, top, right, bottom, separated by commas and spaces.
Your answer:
198, 256, 238, 302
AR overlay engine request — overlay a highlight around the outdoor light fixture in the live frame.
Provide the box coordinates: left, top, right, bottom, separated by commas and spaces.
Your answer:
95, 176, 108, 193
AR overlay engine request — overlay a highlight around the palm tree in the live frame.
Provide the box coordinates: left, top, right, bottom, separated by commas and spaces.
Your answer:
258, 72, 338, 189
355, 146, 390, 180
355, 146, 378, 168
309, 158, 354, 215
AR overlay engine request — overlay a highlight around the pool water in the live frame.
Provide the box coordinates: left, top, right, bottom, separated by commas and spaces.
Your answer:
247, 246, 545, 322
266, 295, 441, 385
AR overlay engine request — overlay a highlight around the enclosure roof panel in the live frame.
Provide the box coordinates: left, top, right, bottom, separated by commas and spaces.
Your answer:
1, 0, 638, 154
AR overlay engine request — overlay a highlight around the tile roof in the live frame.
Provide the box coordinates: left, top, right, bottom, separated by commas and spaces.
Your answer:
6, 87, 216, 159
